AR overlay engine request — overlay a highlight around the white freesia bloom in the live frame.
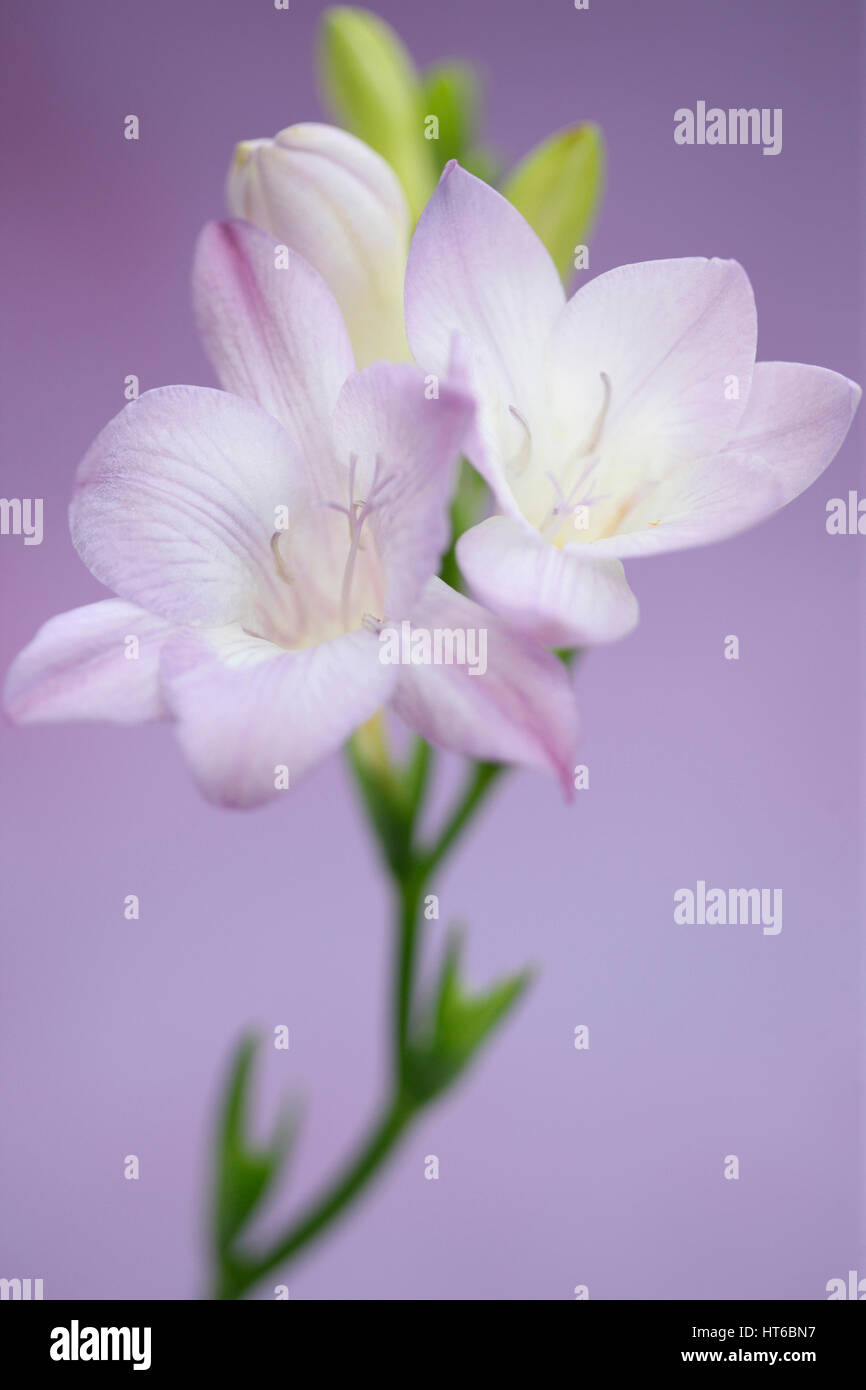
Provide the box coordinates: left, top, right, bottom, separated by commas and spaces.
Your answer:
404, 163, 862, 648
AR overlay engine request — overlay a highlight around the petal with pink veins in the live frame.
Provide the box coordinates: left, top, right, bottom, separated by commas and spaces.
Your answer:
193, 220, 354, 468
457, 515, 639, 649
405, 163, 563, 510
69, 386, 303, 632
718, 360, 861, 505
4, 600, 172, 724
391, 577, 580, 796
161, 625, 395, 808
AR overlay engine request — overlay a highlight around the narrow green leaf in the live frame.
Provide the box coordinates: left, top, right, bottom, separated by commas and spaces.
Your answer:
318, 6, 436, 221
405, 935, 532, 1100
438, 966, 532, 1064
432, 934, 463, 1037
501, 123, 605, 281
212, 1034, 298, 1253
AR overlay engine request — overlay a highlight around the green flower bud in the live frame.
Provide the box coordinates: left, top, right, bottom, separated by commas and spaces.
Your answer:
318, 6, 436, 221
502, 123, 605, 281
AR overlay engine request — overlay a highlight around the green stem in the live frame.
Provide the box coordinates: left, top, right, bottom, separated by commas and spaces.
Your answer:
394, 867, 425, 1083
419, 760, 505, 877
215, 1091, 416, 1300
212, 746, 508, 1299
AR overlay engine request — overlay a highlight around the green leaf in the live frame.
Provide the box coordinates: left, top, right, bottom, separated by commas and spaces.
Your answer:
434, 937, 531, 1059
405, 935, 532, 1101
211, 1034, 298, 1254
422, 61, 480, 170
501, 123, 605, 281
318, 6, 436, 221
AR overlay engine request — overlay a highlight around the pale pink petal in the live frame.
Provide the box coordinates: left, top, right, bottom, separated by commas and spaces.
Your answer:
457, 515, 639, 649
589, 360, 861, 558
442, 330, 527, 521
5, 600, 171, 724
331, 362, 474, 618
719, 361, 860, 504
551, 257, 757, 471
405, 162, 564, 510
69, 386, 302, 631
389, 578, 579, 795
587, 455, 785, 558
161, 626, 395, 808
193, 219, 354, 465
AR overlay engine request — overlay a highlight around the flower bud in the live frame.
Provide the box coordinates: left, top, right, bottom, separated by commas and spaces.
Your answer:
501, 124, 605, 282
227, 122, 410, 367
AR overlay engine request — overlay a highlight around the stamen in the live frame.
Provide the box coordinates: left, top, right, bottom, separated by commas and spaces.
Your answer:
340, 512, 367, 632
544, 470, 572, 517
270, 531, 294, 585
338, 452, 390, 632
347, 453, 360, 538
539, 371, 614, 540
584, 371, 612, 455
506, 405, 533, 479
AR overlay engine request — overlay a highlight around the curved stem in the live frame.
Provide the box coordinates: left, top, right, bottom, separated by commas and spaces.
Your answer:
419, 761, 505, 877
216, 1092, 416, 1300
211, 746, 509, 1299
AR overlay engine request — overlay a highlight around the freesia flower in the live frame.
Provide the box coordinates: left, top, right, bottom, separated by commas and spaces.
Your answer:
5, 222, 580, 805
227, 122, 410, 367
404, 163, 862, 648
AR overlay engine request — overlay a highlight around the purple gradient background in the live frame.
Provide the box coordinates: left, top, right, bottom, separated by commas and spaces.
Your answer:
1, 0, 862, 1300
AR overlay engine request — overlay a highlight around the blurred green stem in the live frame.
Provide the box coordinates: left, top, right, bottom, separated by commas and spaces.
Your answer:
211, 741, 505, 1300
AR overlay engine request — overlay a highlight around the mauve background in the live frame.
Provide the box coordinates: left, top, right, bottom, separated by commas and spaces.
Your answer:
1, 0, 862, 1300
